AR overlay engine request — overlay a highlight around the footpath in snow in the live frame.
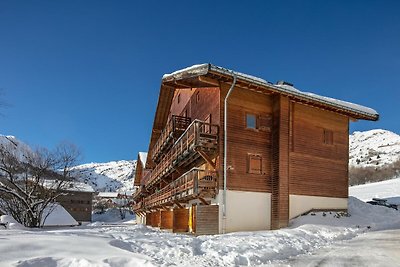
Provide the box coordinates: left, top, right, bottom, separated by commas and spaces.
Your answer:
1, 197, 400, 266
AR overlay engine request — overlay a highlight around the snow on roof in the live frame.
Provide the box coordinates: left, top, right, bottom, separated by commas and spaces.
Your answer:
42, 203, 79, 227
162, 63, 378, 120
97, 192, 119, 198
138, 152, 148, 167
43, 180, 95, 193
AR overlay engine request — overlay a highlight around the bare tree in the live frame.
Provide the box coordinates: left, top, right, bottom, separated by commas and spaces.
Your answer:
0, 141, 81, 227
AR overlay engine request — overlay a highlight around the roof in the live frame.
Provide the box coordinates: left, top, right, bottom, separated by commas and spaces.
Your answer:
97, 192, 119, 198
146, 63, 379, 166
66, 181, 95, 193
162, 63, 378, 119
42, 180, 95, 193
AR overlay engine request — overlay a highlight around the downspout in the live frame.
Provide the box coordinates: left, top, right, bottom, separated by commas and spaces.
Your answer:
223, 71, 237, 234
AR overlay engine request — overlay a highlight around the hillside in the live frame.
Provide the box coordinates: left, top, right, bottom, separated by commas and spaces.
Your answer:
69, 160, 136, 193
0, 134, 136, 193
349, 129, 400, 185
0, 135, 34, 162
349, 129, 400, 168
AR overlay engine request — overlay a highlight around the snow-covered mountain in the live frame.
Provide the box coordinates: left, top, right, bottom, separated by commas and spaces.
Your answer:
69, 160, 137, 193
349, 129, 400, 168
0, 135, 34, 162
0, 134, 136, 193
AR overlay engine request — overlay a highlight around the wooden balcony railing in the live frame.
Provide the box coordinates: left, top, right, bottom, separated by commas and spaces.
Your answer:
142, 168, 217, 210
132, 187, 142, 201
142, 170, 152, 187
151, 115, 192, 163
145, 120, 218, 188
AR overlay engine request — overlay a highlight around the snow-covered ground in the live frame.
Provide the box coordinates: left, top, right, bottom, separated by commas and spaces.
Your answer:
350, 177, 400, 205
69, 160, 136, 193
1, 197, 400, 267
349, 129, 400, 168
284, 229, 400, 267
91, 208, 136, 224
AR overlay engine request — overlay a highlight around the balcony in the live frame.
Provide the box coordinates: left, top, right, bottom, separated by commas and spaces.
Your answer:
146, 119, 219, 189
143, 168, 217, 210
151, 115, 192, 163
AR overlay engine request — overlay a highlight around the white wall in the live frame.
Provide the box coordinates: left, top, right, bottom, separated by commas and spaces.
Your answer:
213, 190, 271, 233
135, 214, 145, 224
289, 195, 348, 219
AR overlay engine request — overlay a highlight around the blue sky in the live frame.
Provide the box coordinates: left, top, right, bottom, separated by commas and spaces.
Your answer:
0, 1, 399, 163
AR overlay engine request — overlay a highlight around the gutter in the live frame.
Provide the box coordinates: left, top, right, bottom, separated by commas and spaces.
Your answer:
223, 71, 237, 234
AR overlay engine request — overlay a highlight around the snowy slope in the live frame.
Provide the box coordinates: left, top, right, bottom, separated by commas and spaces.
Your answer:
70, 160, 137, 193
349, 177, 400, 203
0, 134, 33, 162
349, 129, 400, 168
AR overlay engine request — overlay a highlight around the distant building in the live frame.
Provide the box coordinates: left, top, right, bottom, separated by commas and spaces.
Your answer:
56, 182, 94, 223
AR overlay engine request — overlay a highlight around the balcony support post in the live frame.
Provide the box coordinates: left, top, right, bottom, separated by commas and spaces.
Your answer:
195, 148, 217, 170
198, 197, 210, 205
174, 201, 184, 209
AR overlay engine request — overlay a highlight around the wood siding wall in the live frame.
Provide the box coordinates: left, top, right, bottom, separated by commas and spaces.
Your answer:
219, 83, 273, 192
169, 88, 220, 124
195, 205, 219, 235
289, 103, 349, 198
173, 208, 189, 233
271, 95, 290, 229
160, 210, 173, 229
146, 213, 152, 226
57, 191, 93, 222
135, 159, 144, 186
151, 211, 161, 227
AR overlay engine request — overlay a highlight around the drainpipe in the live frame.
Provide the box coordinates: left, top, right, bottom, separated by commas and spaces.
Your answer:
223, 71, 237, 234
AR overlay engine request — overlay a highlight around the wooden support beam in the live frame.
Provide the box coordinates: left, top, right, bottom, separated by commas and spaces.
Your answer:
198, 76, 220, 86
174, 201, 183, 209
173, 166, 185, 175
195, 148, 217, 170
198, 197, 210, 205
173, 80, 192, 89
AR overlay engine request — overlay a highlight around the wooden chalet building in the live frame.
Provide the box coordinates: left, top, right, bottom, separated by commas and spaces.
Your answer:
133, 63, 378, 234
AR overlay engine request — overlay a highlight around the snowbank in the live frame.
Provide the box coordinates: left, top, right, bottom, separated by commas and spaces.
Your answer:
291, 197, 400, 230
1, 197, 399, 266
0, 215, 25, 230
350, 177, 400, 202
91, 208, 135, 224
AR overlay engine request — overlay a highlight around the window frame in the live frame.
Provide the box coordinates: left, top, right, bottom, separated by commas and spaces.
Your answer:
323, 129, 334, 145
247, 153, 262, 174
245, 113, 258, 130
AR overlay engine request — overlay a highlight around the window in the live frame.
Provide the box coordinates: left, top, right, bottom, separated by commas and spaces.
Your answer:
177, 93, 181, 104
258, 115, 271, 131
246, 114, 257, 129
323, 129, 333, 145
248, 154, 262, 174
196, 91, 200, 103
